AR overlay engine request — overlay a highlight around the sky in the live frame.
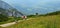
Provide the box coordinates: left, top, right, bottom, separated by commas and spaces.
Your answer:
2, 0, 60, 15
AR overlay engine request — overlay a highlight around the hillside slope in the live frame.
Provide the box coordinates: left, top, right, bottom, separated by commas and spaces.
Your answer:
46, 11, 60, 15
4, 15, 60, 28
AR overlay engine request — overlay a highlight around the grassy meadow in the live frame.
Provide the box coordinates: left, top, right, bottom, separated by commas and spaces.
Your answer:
1, 15, 60, 28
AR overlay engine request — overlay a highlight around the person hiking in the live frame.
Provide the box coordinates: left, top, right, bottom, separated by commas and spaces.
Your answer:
21, 16, 27, 20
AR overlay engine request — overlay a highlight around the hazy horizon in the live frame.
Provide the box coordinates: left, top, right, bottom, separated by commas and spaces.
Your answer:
2, 0, 60, 15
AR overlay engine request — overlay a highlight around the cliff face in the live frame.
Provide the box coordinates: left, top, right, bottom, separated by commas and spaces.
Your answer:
0, 0, 13, 9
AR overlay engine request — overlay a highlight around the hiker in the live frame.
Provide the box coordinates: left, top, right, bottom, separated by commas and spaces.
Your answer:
21, 16, 27, 20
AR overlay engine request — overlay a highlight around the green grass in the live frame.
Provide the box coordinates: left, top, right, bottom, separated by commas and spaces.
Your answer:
1, 15, 60, 28
0, 17, 23, 25
0, 26, 6, 28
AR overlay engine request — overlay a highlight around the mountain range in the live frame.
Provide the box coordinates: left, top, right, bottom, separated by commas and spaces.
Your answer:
1, 0, 60, 15
0, 0, 14, 10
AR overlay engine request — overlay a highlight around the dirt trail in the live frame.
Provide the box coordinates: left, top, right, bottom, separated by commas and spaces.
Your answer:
0, 22, 16, 27
0, 18, 34, 27
0, 20, 23, 27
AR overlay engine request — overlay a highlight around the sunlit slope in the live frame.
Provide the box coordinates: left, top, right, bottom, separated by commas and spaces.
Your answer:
5, 15, 60, 28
